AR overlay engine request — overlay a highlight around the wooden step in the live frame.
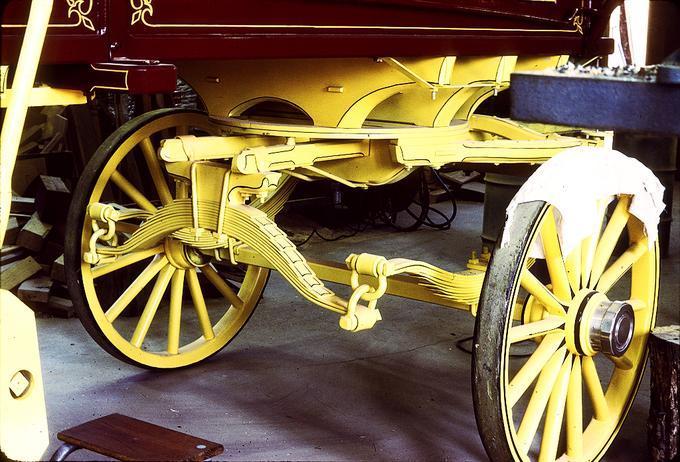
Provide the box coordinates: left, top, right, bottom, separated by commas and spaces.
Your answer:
54, 413, 223, 461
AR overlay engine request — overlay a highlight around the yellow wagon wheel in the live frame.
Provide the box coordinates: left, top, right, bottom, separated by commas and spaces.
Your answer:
65, 108, 270, 369
473, 195, 658, 461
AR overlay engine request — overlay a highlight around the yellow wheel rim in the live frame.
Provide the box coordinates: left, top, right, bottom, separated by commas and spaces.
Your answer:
75, 110, 269, 369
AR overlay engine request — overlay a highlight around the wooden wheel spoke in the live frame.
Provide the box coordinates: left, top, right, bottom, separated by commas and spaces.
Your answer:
582, 356, 610, 421
581, 201, 606, 288
538, 354, 572, 462
105, 255, 168, 322
566, 356, 583, 460
186, 269, 215, 340
130, 264, 176, 348
92, 246, 163, 279
606, 353, 634, 371
110, 170, 157, 213
202, 264, 244, 309
508, 332, 564, 407
564, 244, 581, 295
74, 111, 270, 369
589, 195, 631, 287
140, 137, 173, 205
596, 238, 648, 294
516, 346, 567, 453
473, 197, 658, 462
540, 208, 571, 301
167, 269, 185, 354
630, 299, 648, 312
520, 270, 566, 317
509, 317, 565, 344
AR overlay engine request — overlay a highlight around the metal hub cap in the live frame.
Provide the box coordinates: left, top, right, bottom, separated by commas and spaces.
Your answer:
589, 300, 635, 357
566, 290, 636, 357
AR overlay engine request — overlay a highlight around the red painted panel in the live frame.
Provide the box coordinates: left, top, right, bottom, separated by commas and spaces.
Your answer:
1, 0, 619, 64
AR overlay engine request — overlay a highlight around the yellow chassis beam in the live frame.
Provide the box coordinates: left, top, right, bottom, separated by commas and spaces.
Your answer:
233, 246, 475, 312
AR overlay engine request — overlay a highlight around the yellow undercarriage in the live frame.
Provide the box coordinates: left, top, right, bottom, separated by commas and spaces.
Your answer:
86, 53, 600, 332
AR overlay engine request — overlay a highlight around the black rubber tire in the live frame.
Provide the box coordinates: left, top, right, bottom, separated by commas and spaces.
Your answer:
65, 108, 269, 370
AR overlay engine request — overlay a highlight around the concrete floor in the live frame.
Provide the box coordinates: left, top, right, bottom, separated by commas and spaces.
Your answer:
38, 183, 679, 461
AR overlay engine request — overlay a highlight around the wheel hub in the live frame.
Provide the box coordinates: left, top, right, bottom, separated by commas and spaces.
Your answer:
566, 290, 635, 357
590, 300, 635, 357
164, 239, 210, 269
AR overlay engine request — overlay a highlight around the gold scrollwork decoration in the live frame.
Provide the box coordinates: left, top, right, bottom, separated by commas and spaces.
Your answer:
569, 9, 585, 35
67, 0, 95, 32
124, 0, 580, 35
130, 0, 154, 26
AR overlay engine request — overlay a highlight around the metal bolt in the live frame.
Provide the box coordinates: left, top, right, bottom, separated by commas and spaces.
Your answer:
9, 370, 32, 399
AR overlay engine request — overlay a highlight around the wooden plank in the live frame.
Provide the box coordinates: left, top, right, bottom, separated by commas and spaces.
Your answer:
66, 105, 103, 174
0, 245, 26, 266
0, 256, 42, 290
10, 196, 36, 215
1, 245, 21, 257
16, 213, 52, 253
10, 213, 32, 225
50, 254, 66, 284
35, 175, 72, 224
57, 414, 223, 461
18, 276, 53, 304
40, 240, 64, 266
3, 216, 21, 245
47, 296, 75, 318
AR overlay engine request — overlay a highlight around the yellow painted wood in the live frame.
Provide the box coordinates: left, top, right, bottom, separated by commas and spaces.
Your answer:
167, 269, 185, 354
110, 170, 157, 213
582, 356, 610, 421
580, 200, 606, 288
131, 264, 175, 348
104, 255, 168, 322
540, 207, 571, 301
0, 292, 49, 461
91, 246, 164, 279
186, 269, 215, 340
140, 137, 173, 205
589, 195, 631, 287
0, 3, 59, 458
564, 243, 581, 295
607, 353, 634, 371
516, 346, 567, 453
201, 264, 244, 309
507, 333, 564, 407
538, 354, 572, 462
508, 317, 565, 344
520, 269, 566, 316
0, 86, 85, 108
566, 356, 583, 460
596, 238, 648, 294
234, 246, 476, 312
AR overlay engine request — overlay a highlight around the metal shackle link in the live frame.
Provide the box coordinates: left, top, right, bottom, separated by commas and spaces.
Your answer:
346, 253, 389, 302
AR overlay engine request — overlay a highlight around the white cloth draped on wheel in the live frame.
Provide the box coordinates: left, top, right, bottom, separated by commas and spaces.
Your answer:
501, 146, 666, 260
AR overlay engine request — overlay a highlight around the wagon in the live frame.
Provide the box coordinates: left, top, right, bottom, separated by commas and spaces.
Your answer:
1, 1, 661, 460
